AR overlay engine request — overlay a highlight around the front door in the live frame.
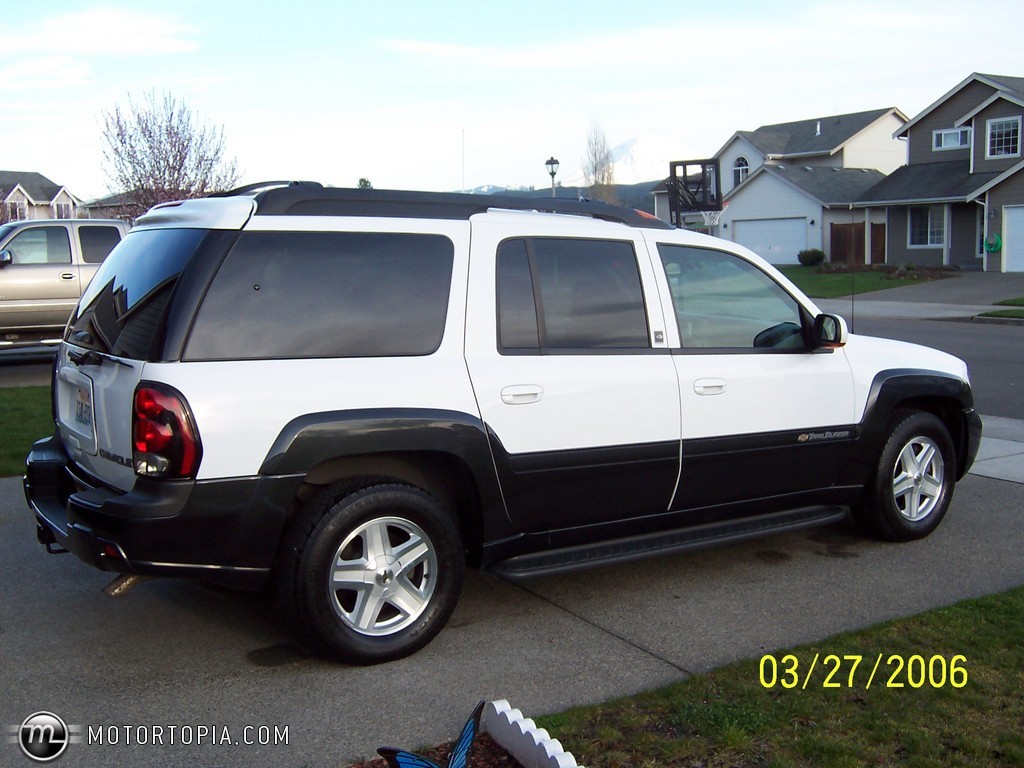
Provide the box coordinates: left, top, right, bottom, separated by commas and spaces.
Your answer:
649, 242, 856, 513
0, 224, 79, 335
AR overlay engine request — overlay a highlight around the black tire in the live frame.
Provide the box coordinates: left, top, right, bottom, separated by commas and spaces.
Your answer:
855, 411, 956, 542
278, 482, 464, 664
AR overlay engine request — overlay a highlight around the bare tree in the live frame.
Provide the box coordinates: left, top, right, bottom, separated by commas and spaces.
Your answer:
583, 122, 617, 203
101, 91, 240, 218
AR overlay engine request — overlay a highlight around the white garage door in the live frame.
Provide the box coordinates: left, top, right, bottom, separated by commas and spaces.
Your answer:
1004, 206, 1024, 273
733, 218, 807, 265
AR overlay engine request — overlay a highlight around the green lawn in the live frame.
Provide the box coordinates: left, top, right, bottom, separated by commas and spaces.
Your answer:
539, 586, 1024, 767
976, 296, 1024, 320
0, 385, 53, 477
776, 265, 951, 299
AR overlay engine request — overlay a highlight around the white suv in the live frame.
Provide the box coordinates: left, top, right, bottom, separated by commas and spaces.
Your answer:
25, 183, 982, 663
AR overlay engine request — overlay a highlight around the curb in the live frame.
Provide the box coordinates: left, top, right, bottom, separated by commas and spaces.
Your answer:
484, 700, 581, 768
971, 315, 1024, 326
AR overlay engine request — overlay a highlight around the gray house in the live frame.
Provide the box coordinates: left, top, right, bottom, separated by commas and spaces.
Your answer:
856, 73, 1024, 272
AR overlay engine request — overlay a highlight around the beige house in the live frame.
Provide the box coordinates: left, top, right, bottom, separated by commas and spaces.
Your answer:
1, 171, 81, 222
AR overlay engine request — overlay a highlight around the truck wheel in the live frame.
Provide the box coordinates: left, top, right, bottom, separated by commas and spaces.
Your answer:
283, 483, 464, 664
856, 411, 955, 542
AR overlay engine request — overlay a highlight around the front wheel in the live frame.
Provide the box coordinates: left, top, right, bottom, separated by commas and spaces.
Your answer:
855, 411, 956, 542
282, 483, 464, 664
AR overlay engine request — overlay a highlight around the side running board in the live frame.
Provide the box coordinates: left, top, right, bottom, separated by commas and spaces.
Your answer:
489, 505, 848, 581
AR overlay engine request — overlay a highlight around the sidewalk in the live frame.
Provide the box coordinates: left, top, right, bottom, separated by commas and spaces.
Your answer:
972, 416, 1024, 484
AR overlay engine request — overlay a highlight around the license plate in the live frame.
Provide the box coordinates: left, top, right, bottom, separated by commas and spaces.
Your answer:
75, 387, 93, 427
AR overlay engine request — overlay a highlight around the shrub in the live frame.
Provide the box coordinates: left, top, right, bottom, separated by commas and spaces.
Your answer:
797, 249, 826, 267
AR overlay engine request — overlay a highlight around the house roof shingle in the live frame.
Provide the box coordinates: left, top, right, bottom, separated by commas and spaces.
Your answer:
0, 170, 64, 203
855, 161, 1001, 206
759, 165, 886, 206
738, 108, 899, 158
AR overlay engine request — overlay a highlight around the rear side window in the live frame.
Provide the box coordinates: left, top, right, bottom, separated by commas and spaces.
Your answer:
496, 237, 649, 351
184, 231, 455, 360
78, 225, 123, 264
68, 228, 209, 359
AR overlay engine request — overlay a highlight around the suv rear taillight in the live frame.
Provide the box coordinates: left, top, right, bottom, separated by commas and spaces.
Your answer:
133, 384, 202, 479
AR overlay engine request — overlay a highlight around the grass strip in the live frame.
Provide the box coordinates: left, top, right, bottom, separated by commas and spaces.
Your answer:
539, 586, 1024, 767
978, 309, 1024, 320
0, 385, 53, 477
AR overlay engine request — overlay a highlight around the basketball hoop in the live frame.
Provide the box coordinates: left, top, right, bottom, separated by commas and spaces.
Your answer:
700, 202, 728, 230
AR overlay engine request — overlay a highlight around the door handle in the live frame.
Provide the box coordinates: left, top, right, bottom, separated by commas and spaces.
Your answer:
693, 378, 726, 396
60, 272, 76, 280
501, 385, 544, 405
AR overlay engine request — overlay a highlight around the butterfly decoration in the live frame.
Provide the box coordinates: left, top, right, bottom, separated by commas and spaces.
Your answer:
377, 700, 485, 768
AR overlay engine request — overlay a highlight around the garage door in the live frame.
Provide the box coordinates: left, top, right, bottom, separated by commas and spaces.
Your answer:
1004, 206, 1024, 273
733, 218, 807, 265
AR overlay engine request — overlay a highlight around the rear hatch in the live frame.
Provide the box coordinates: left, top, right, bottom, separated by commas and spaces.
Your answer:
54, 199, 253, 491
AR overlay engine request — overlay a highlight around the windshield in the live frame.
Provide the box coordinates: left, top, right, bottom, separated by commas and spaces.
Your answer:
67, 228, 209, 359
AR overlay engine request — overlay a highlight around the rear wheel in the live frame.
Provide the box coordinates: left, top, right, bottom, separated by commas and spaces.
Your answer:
855, 411, 956, 542
280, 483, 464, 663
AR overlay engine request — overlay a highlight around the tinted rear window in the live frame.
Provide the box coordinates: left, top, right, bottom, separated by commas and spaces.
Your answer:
67, 228, 209, 358
78, 225, 124, 264
184, 231, 455, 360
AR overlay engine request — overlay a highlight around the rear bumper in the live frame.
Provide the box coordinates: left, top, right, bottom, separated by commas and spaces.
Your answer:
24, 434, 302, 589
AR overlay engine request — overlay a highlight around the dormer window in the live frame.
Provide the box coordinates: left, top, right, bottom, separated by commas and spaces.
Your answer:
987, 116, 1021, 159
733, 157, 749, 187
932, 127, 970, 151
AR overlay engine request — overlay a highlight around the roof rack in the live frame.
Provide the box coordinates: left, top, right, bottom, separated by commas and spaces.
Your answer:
213, 182, 672, 230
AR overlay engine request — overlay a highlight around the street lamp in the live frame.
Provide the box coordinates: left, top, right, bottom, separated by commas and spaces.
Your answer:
545, 156, 559, 198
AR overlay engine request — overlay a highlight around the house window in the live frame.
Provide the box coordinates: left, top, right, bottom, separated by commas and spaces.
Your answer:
7, 201, 27, 221
987, 117, 1021, 159
932, 127, 970, 151
54, 202, 73, 219
908, 205, 944, 247
733, 157, 749, 187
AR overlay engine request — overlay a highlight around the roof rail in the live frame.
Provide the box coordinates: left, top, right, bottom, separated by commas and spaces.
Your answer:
214, 182, 673, 229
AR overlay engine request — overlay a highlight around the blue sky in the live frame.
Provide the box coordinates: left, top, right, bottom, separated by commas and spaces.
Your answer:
4, 0, 1023, 200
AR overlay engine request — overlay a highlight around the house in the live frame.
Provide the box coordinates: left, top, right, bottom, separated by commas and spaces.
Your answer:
856, 73, 1024, 272
78, 190, 139, 221
653, 108, 908, 264
720, 165, 887, 264
0, 170, 81, 222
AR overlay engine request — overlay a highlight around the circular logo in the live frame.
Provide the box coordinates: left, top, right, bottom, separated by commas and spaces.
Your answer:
18, 712, 69, 762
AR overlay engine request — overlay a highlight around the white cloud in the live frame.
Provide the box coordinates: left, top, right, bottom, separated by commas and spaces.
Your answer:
0, 56, 92, 91
7, 8, 197, 58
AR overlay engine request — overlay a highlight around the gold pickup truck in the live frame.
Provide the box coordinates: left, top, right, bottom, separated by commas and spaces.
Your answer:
0, 218, 130, 347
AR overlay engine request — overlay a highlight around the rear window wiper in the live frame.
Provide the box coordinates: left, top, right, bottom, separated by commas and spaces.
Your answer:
68, 349, 133, 369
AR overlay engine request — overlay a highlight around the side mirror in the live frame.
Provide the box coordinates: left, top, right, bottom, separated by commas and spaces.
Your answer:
0, 249, 11, 268
813, 313, 848, 350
